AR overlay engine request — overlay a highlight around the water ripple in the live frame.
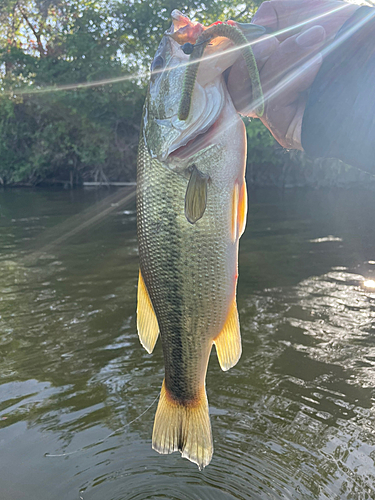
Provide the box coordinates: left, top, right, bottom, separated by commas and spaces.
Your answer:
2, 189, 375, 499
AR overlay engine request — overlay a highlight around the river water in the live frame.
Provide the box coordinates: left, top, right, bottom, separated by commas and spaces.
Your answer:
1, 187, 375, 500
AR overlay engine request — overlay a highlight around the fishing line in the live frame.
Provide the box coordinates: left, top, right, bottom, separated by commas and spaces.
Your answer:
1, 4, 352, 97
44, 393, 159, 458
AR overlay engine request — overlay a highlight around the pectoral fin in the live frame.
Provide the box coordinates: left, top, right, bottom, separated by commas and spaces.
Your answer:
214, 298, 242, 371
185, 165, 209, 224
137, 270, 159, 353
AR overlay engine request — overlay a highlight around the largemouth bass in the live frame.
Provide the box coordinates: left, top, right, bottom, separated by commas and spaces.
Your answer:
137, 10, 264, 469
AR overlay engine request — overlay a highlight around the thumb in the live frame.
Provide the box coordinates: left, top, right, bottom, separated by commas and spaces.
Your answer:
262, 25, 326, 109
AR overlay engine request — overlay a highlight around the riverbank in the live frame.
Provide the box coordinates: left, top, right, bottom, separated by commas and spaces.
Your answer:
2, 160, 375, 191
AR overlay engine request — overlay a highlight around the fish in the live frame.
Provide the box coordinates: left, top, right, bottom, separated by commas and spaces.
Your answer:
136, 9, 265, 469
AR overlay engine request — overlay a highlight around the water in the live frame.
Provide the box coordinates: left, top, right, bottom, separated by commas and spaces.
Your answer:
1, 187, 375, 500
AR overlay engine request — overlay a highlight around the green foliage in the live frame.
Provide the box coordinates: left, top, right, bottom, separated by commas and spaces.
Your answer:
0, 81, 144, 184
245, 118, 283, 186
0, 0, 149, 184
246, 118, 278, 167
114, 0, 262, 64
0, 0, 317, 187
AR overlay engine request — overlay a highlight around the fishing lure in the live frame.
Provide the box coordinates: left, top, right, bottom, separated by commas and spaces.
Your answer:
178, 22, 264, 121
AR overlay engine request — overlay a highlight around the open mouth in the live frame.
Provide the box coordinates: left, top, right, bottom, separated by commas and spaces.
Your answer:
169, 120, 217, 160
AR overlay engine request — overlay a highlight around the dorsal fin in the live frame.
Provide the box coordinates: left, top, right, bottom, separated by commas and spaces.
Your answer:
137, 270, 159, 353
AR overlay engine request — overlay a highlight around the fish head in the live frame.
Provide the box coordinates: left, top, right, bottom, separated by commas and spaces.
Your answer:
143, 10, 265, 166
144, 9, 214, 164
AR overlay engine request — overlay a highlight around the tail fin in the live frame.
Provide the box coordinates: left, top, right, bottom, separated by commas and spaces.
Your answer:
152, 380, 213, 470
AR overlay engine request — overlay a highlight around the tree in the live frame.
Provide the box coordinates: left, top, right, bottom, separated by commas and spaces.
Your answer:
0, 0, 263, 185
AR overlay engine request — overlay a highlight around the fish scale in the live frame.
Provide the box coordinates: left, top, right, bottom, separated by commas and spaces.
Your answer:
135, 9, 259, 469
137, 140, 232, 400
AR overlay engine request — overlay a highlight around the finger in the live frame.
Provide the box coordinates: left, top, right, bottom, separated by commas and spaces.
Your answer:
227, 36, 278, 114
262, 26, 325, 109
252, 34, 279, 68
259, 0, 357, 41
264, 94, 307, 150
252, 2, 278, 30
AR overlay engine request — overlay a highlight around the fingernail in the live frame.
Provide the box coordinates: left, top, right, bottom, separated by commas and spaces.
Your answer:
296, 26, 325, 48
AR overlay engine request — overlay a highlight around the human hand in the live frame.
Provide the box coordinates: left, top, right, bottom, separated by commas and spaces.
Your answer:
227, 0, 359, 149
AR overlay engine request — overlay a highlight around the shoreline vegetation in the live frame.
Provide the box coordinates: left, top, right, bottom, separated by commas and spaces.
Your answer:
0, 0, 372, 190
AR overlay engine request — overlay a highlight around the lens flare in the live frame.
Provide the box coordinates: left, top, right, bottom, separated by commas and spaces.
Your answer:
1, 4, 356, 97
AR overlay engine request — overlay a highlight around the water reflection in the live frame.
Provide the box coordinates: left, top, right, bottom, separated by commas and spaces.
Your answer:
363, 279, 375, 289
1, 188, 375, 499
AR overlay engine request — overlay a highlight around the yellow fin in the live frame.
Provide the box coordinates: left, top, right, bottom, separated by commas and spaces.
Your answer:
137, 270, 159, 354
238, 181, 248, 237
152, 381, 213, 470
231, 183, 239, 242
185, 165, 209, 224
214, 298, 242, 371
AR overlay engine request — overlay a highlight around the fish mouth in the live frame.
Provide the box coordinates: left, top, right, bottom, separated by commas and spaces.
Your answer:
161, 79, 225, 163
166, 94, 223, 162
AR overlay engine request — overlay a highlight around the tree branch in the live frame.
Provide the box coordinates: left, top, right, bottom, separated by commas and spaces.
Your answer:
233, 6, 250, 21
16, 2, 45, 57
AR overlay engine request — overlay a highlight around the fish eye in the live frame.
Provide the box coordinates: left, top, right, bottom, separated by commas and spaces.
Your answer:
151, 55, 164, 73
181, 42, 195, 55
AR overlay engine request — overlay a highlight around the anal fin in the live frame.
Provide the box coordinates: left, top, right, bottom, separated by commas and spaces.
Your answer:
214, 297, 242, 371
137, 270, 159, 353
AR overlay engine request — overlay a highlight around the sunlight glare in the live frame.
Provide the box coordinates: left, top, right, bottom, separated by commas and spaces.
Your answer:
363, 279, 375, 288
1, 3, 355, 97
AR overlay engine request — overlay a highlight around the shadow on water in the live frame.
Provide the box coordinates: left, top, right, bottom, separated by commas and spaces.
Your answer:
1, 188, 375, 499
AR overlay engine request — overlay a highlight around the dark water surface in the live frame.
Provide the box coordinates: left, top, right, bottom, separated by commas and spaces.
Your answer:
1, 187, 375, 500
